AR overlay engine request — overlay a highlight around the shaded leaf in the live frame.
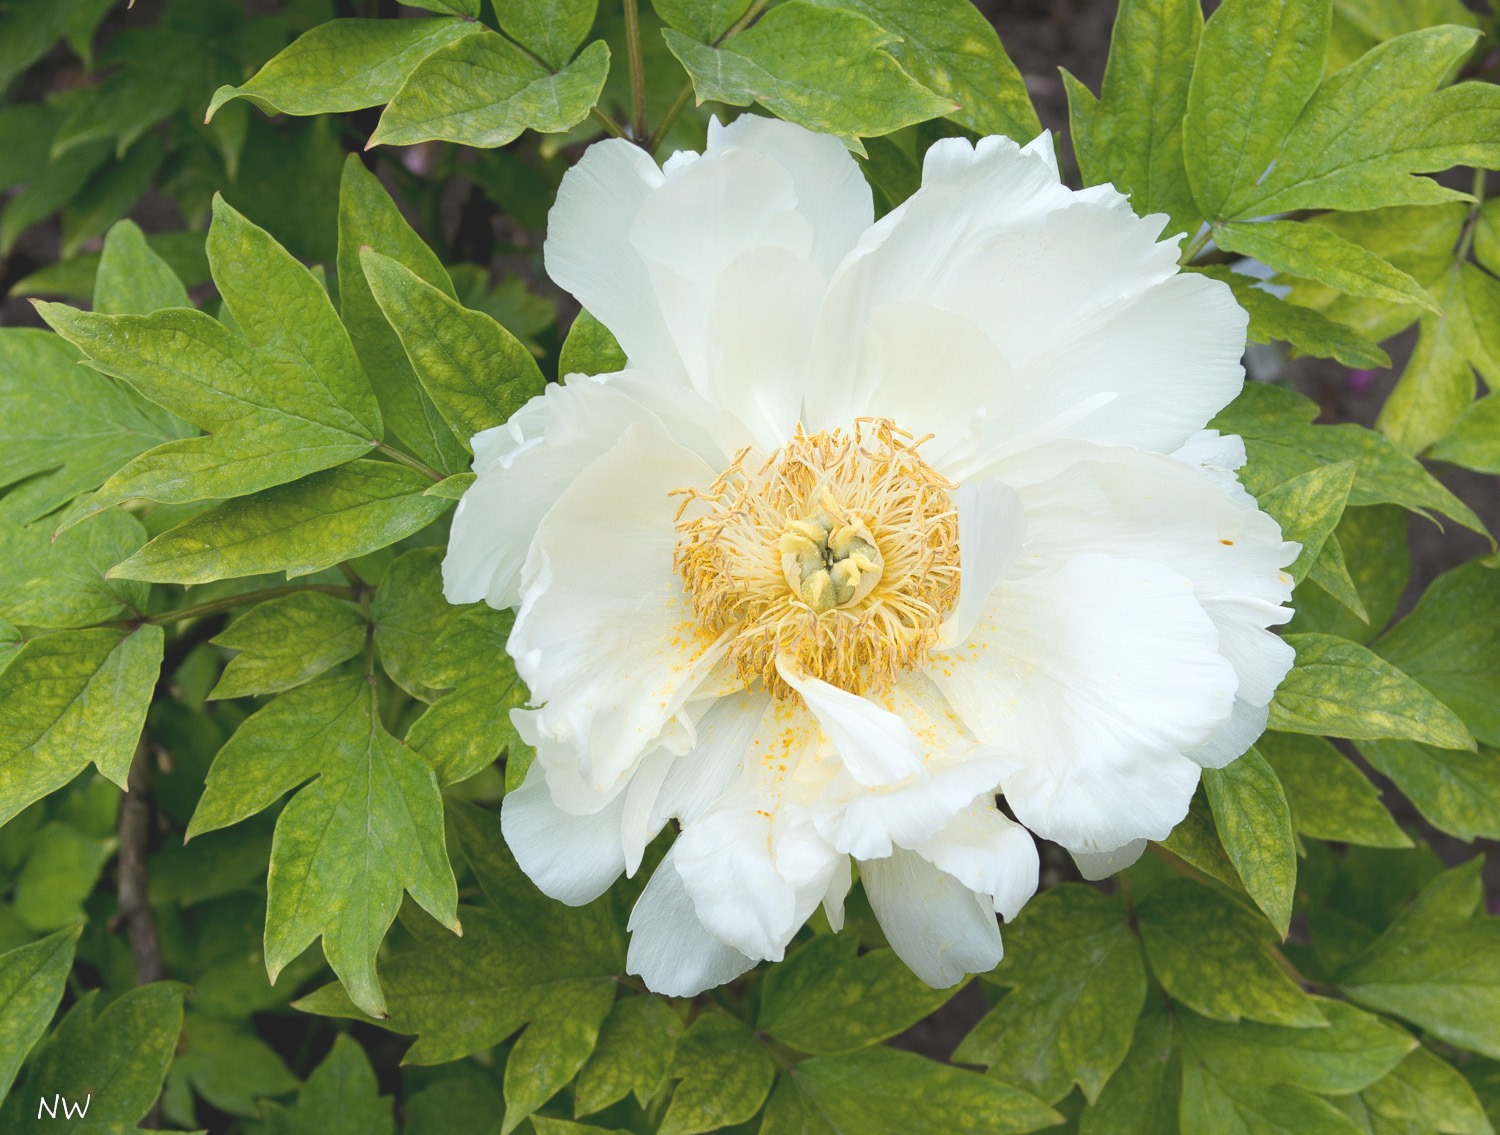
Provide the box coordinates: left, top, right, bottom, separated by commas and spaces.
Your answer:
957, 885, 1144, 1104
187, 678, 459, 1018
110, 460, 451, 585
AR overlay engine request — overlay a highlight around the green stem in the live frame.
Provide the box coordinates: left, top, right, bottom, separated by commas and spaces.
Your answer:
142, 584, 359, 627
622, 0, 648, 139
648, 83, 694, 154
716, 0, 768, 44
373, 441, 446, 483
1178, 225, 1213, 266
1456, 167, 1488, 262
590, 106, 630, 140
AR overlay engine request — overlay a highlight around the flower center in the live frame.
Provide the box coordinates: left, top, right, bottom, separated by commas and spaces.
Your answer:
673, 419, 960, 698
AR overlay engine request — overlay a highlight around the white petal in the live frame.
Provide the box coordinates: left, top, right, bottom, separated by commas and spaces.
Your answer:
707, 114, 873, 277
861, 848, 1002, 988
443, 375, 660, 608
672, 699, 840, 961
543, 140, 683, 384
510, 421, 728, 792
822, 856, 852, 932
1187, 698, 1271, 769
937, 478, 1025, 650
775, 658, 924, 787
653, 690, 771, 825
627, 848, 757, 996
930, 553, 1237, 853
810, 136, 1244, 455
1070, 839, 1148, 882
500, 761, 625, 905
631, 142, 812, 396
1003, 444, 1297, 710
914, 803, 1039, 921
705, 246, 824, 449
803, 301, 1016, 474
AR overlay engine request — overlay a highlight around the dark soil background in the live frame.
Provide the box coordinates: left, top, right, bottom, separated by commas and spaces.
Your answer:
3, 0, 1498, 1065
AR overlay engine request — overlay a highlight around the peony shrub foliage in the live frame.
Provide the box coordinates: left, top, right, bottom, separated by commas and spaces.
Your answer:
1, 0, 1500, 1132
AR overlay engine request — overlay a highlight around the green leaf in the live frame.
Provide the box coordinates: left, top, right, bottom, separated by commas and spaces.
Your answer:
208, 591, 367, 699
1062, 69, 1106, 190
426, 472, 474, 499
1215, 220, 1438, 310
3, 982, 186, 1133
12, 230, 210, 302
1337, 860, 1500, 1059
1180, 1063, 1365, 1135
187, 678, 459, 1018
0, 138, 109, 257
1258, 731, 1410, 848
407, 605, 532, 787
362, 249, 545, 443
0, 625, 162, 828
206, 18, 484, 120
371, 35, 610, 148
1078, 1012, 1180, 1135
761, 1047, 1062, 1135
1361, 1047, 1496, 1135
1288, 505, 1409, 643
651, 0, 750, 40
759, 933, 955, 1057
1269, 634, 1476, 750
1161, 786, 1246, 893
504, 984, 617, 1134
12, 821, 115, 931
559, 308, 626, 377
267, 1034, 393, 1135
1136, 879, 1324, 1026
0, 617, 21, 674
1236, 26, 1496, 215
0, 508, 148, 629
208, 194, 380, 428
169, 1013, 299, 1119
37, 199, 384, 526
497, 0, 597, 70
109, 460, 451, 585
1377, 265, 1478, 456
404, 0, 481, 13
1182, 0, 1330, 219
294, 800, 624, 1065
1305, 533, 1368, 624
1193, 266, 1390, 369
1375, 560, 1500, 747
659, 1012, 775, 1135
813, 0, 1040, 141
1214, 383, 1486, 536
1203, 748, 1297, 937
0, 925, 81, 1101
94, 218, 191, 316
1357, 740, 1500, 842
1091, 0, 1203, 239
1257, 460, 1357, 584
335, 154, 467, 476
956, 886, 1143, 1104
0, 328, 188, 522
1431, 393, 1500, 474
1178, 999, 1415, 1095
372, 547, 454, 703
575, 995, 684, 1116
404, 1067, 505, 1135
59, 132, 165, 258
663, 2, 954, 143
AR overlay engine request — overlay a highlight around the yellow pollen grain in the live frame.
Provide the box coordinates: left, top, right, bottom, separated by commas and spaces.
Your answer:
672, 419, 961, 699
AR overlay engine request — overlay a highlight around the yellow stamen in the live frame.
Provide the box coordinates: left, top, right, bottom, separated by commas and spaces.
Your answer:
673, 419, 961, 699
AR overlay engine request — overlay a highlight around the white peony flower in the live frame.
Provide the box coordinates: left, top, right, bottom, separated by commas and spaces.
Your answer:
443, 116, 1298, 996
